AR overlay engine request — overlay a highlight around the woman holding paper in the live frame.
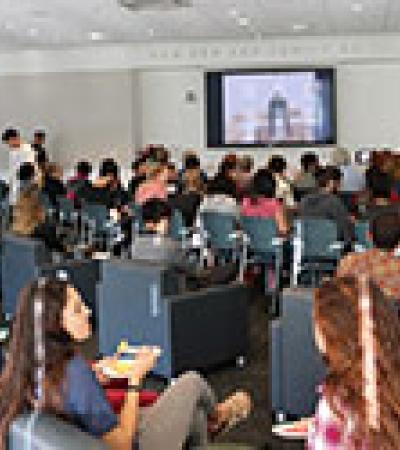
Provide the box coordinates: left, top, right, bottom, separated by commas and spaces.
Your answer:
0, 276, 251, 450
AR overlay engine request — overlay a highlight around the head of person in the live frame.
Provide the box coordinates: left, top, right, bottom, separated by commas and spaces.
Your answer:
316, 166, 342, 193
17, 162, 35, 186
33, 130, 46, 146
370, 212, 400, 251
12, 187, 46, 236
268, 155, 287, 176
369, 171, 392, 201
301, 152, 319, 174
0, 277, 92, 448
76, 161, 92, 180
250, 169, 276, 201
314, 276, 400, 449
142, 199, 172, 235
2, 128, 21, 149
99, 158, 119, 185
219, 155, 238, 182
332, 148, 351, 167
240, 156, 254, 175
148, 164, 169, 184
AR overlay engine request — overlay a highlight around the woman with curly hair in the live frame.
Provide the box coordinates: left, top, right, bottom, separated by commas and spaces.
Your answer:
308, 276, 400, 449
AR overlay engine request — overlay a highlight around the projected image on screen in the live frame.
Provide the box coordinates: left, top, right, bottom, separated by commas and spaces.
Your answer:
223, 72, 332, 145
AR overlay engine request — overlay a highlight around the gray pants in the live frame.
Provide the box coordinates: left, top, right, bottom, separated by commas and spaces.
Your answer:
137, 372, 216, 450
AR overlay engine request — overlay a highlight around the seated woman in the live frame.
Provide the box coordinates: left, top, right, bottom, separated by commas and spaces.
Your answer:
308, 276, 400, 449
0, 277, 252, 450
135, 164, 169, 205
170, 157, 205, 228
241, 169, 289, 236
12, 186, 64, 253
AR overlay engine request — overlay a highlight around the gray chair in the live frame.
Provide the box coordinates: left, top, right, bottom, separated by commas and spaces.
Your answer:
97, 260, 249, 379
270, 288, 326, 420
9, 414, 255, 450
9, 414, 108, 450
1, 234, 52, 318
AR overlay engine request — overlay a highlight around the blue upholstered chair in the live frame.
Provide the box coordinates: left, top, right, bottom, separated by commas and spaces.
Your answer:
240, 216, 283, 316
355, 221, 373, 252
292, 218, 344, 287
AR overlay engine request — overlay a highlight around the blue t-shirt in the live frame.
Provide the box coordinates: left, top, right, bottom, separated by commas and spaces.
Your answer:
63, 355, 118, 438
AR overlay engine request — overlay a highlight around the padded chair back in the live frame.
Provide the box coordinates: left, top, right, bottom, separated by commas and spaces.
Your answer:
57, 197, 76, 223
294, 218, 341, 260
9, 414, 108, 450
201, 212, 237, 251
1, 234, 51, 317
82, 203, 110, 232
170, 209, 185, 241
355, 221, 372, 251
240, 216, 278, 260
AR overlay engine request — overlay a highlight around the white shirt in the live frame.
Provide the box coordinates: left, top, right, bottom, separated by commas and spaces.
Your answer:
8, 143, 36, 204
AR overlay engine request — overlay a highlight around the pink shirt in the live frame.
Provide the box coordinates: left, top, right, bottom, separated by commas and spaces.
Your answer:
135, 180, 168, 205
241, 197, 282, 220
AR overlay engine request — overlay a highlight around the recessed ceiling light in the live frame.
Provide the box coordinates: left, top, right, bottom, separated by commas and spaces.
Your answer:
292, 23, 308, 31
229, 8, 239, 17
238, 16, 250, 27
4, 22, 15, 31
351, 3, 363, 13
148, 28, 155, 37
90, 31, 104, 41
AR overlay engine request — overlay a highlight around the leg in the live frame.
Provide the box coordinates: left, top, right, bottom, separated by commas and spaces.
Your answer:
137, 372, 216, 450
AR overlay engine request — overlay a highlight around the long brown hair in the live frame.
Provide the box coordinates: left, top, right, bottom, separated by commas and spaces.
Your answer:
12, 187, 46, 236
314, 277, 400, 449
0, 279, 76, 449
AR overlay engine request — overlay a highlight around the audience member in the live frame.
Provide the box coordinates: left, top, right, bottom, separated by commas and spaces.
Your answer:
171, 156, 204, 227
0, 277, 252, 450
199, 177, 239, 216
2, 127, 36, 205
267, 155, 295, 207
127, 158, 147, 200
12, 186, 63, 252
17, 162, 36, 195
332, 148, 366, 194
236, 155, 254, 197
241, 169, 288, 235
211, 155, 239, 200
337, 212, 400, 299
82, 159, 128, 209
135, 164, 169, 205
299, 166, 354, 244
309, 276, 400, 449
41, 162, 67, 207
66, 160, 92, 204
294, 152, 319, 192
363, 171, 399, 221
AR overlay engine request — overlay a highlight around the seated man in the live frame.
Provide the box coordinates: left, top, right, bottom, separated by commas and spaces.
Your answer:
299, 166, 354, 245
132, 199, 238, 289
337, 212, 400, 300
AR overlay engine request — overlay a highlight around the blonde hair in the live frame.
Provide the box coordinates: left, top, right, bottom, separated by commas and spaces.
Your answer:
12, 187, 45, 236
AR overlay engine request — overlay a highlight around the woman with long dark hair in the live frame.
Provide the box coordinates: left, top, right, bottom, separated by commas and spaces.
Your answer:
0, 278, 251, 450
309, 276, 400, 449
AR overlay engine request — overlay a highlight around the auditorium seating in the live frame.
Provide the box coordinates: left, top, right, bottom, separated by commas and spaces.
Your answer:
97, 260, 249, 379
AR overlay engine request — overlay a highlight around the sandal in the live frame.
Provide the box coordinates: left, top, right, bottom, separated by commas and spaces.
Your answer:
209, 391, 252, 437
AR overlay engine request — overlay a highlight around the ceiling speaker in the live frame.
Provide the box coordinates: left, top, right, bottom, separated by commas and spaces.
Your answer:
118, 0, 191, 11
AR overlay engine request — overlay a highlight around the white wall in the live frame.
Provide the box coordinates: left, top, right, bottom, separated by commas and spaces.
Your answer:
0, 70, 139, 181
2, 35, 400, 176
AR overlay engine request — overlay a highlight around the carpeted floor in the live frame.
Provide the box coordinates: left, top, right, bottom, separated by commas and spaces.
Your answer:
206, 287, 305, 450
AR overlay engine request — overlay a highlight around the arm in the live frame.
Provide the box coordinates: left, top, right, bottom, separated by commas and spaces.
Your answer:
276, 206, 289, 236
102, 348, 159, 450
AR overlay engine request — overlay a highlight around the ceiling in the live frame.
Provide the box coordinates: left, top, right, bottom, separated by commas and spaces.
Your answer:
0, 0, 399, 49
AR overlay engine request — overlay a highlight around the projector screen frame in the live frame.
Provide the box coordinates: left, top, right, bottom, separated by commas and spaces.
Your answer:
205, 67, 337, 149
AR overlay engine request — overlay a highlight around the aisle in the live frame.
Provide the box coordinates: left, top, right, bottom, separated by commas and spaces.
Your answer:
207, 289, 305, 450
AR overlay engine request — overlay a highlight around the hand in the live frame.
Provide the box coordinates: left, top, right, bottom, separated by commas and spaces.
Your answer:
128, 346, 161, 386
92, 356, 118, 385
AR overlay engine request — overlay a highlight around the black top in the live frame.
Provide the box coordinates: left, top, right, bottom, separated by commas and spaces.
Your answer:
33, 221, 65, 253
